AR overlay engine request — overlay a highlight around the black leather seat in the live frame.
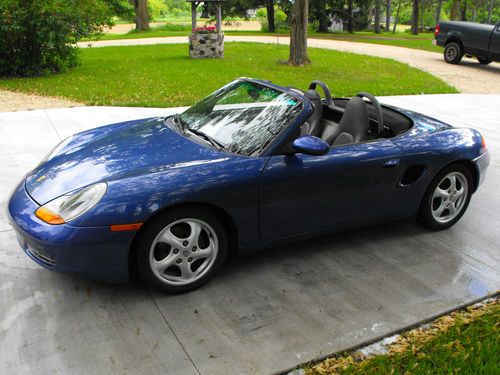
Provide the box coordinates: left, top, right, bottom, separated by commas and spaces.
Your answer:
321, 96, 369, 146
303, 89, 323, 137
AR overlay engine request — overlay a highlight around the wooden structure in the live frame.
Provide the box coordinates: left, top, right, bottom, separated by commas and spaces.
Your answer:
186, 0, 223, 33
186, 0, 224, 59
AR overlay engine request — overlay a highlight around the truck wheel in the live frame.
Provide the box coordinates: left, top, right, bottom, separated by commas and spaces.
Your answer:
477, 57, 492, 65
444, 42, 463, 64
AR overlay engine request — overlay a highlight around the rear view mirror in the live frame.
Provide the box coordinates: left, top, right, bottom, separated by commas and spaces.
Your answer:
292, 136, 329, 156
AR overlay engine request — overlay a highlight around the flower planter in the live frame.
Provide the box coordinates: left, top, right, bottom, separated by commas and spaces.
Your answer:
189, 33, 224, 59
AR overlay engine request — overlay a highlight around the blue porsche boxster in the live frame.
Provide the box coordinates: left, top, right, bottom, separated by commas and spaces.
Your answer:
8, 78, 490, 293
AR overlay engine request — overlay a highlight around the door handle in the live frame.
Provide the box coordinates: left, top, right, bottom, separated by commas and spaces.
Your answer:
383, 159, 400, 168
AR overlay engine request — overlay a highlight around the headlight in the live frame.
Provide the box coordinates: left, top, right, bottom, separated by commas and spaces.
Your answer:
35, 183, 107, 225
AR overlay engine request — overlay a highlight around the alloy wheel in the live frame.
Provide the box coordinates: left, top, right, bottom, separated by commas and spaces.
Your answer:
149, 218, 218, 286
431, 171, 468, 224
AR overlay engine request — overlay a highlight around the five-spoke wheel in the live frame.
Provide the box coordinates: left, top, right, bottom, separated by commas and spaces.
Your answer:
431, 172, 468, 224
136, 208, 228, 293
419, 164, 472, 230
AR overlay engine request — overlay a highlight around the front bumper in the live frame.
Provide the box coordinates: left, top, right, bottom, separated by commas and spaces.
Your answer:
7, 181, 134, 283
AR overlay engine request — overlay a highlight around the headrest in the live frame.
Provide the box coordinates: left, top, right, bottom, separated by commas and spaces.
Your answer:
304, 89, 321, 104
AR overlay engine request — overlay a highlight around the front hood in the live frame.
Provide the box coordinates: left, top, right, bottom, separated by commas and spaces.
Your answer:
26, 117, 226, 204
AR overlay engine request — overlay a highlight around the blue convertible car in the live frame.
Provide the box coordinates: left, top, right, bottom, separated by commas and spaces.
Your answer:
8, 78, 490, 293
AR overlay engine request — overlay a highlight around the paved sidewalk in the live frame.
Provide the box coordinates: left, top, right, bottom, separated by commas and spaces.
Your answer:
79, 35, 500, 94
1, 95, 499, 375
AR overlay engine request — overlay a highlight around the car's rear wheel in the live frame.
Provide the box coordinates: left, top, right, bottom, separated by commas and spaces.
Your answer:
444, 42, 463, 64
419, 164, 473, 230
136, 208, 228, 293
477, 57, 492, 65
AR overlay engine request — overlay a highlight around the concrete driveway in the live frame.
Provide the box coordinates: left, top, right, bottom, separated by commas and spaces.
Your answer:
1, 95, 499, 374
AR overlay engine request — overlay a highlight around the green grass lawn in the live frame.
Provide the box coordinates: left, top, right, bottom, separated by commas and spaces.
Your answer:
307, 298, 500, 375
89, 26, 441, 53
0, 43, 455, 107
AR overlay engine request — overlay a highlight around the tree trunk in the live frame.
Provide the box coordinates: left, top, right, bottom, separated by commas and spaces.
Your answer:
316, 0, 329, 33
374, 0, 381, 33
385, 0, 391, 31
134, 0, 150, 31
450, 0, 461, 21
420, 0, 425, 30
266, 0, 275, 32
347, 0, 354, 33
435, 0, 443, 25
393, 0, 402, 34
411, 0, 419, 35
461, 1, 467, 21
288, 0, 310, 66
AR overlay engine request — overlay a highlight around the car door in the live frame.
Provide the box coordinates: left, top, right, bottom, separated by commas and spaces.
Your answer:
259, 139, 403, 241
489, 23, 500, 61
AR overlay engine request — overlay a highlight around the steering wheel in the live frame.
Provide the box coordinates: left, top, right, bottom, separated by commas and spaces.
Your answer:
308, 80, 335, 108
356, 92, 384, 136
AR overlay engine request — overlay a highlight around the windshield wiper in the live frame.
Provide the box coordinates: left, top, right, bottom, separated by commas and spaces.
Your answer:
173, 113, 185, 133
185, 126, 224, 150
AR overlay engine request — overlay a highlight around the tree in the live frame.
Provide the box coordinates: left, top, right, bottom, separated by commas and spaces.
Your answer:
131, 0, 150, 30
266, 0, 275, 32
386, 0, 391, 30
347, 0, 354, 33
288, 0, 309, 66
314, 0, 330, 32
0, 0, 114, 77
435, 0, 443, 25
450, 0, 461, 20
487, 0, 494, 24
392, 0, 402, 33
411, 0, 419, 34
374, 0, 382, 33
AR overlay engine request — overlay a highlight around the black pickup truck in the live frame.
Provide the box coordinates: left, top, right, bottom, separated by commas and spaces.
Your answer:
434, 21, 500, 65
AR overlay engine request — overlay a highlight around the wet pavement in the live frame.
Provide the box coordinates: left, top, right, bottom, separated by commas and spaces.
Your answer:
0, 95, 499, 374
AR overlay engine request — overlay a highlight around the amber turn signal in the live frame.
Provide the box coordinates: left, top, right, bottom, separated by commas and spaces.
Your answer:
110, 223, 143, 232
35, 206, 65, 225
481, 136, 487, 152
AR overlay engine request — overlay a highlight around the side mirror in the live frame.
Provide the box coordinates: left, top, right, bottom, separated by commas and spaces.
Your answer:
292, 135, 329, 156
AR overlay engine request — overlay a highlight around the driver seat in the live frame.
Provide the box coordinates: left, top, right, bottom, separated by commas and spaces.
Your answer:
303, 89, 323, 137
321, 96, 369, 146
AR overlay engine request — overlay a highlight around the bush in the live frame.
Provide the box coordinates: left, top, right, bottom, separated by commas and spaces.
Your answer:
0, 0, 113, 77
256, 6, 288, 32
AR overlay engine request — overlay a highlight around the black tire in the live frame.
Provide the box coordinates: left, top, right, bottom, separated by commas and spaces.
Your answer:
136, 207, 228, 293
444, 42, 463, 64
477, 57, 492, 65
418, 164, 473, 230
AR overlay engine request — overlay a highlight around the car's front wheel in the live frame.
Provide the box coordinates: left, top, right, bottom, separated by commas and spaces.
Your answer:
136, 208, 228, 293
444, 42, 463, 64
419, 164, 473, 230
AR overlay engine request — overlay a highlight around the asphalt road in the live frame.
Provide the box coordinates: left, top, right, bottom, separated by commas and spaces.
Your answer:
0, 94, 499, 374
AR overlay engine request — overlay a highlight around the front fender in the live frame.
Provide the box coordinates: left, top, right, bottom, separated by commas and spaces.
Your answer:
70, 156, 267, 246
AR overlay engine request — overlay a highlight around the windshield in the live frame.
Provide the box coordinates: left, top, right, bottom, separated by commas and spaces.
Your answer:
179, 80, 303, 156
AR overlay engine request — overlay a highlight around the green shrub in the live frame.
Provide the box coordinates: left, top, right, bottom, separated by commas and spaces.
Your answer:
256, 6, 288, 32
0, 0, 113, 77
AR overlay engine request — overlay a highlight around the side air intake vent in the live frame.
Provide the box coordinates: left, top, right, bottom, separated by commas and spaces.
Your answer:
401, 165, 426, 185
